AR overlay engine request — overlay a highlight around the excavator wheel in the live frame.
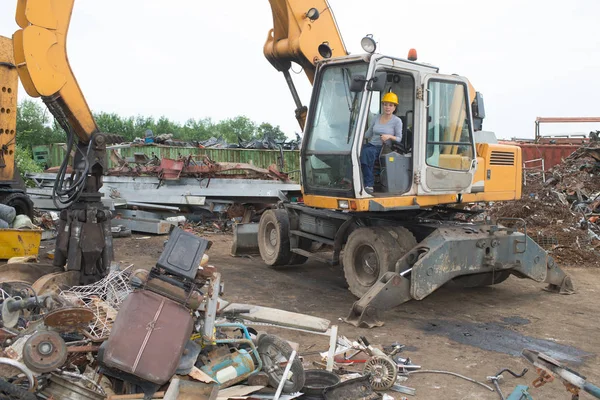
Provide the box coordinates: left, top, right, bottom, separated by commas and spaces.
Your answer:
1, 192, 34, 219
343, 227, 406, 298
258, 209, 293, 267
452, 271, 511, 288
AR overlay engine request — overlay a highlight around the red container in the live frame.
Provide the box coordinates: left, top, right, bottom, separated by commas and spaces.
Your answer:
101, 290, 193, 385
499, 141, 581, 171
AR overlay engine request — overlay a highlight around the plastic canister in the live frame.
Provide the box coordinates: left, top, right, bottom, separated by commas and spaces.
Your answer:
200, 348, 255, 386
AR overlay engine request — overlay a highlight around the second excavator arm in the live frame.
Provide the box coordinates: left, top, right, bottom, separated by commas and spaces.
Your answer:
264, 0, 347, 129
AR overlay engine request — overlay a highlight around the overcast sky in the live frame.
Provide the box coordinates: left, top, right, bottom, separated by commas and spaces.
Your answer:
1, 0, 600, 140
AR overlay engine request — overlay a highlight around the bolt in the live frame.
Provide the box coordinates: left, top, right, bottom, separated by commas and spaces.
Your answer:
476, 240, 486, 249
491, 239, 500, 248
426, 268, 433, 276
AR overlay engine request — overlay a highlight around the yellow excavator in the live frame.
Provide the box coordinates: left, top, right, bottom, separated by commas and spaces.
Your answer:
2, 0, 573, 325
259, 1, 574, 327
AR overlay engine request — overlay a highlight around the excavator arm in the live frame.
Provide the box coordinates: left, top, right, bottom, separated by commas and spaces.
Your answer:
264, 0, 347, 129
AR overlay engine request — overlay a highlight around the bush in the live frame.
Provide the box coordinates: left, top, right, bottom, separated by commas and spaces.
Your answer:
15, 145, 44, 185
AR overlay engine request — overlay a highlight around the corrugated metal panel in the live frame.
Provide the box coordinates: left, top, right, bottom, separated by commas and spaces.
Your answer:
36, 144, 301, 181
499, 142, 580, 171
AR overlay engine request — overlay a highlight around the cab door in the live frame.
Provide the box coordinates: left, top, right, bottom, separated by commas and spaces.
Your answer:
416, 74, 476, 194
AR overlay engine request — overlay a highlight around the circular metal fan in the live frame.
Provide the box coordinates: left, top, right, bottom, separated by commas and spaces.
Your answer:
363, 355, 398, 391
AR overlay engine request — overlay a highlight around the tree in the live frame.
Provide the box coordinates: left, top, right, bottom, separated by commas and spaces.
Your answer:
16, 99, 65, 147
216, 116, 257, 143
257, 122, 287, 141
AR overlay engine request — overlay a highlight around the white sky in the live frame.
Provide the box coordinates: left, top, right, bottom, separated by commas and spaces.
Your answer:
1, 0, 600, 140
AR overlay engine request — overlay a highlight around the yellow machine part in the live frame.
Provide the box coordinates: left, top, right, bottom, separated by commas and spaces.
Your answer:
0, 228, 42, 259
0, 36, 17, 183
13, 0, 98, 142
264, 0, 347, 83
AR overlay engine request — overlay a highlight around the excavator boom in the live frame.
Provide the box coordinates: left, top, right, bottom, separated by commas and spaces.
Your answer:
13, 0, 98, 142
264, 0, 347, 129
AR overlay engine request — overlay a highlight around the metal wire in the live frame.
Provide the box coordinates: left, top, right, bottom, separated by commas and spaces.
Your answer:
407, 369, 494, 392
59, 265, 133, 338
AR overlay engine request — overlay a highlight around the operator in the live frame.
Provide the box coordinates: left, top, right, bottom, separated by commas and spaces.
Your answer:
360, 92, 402, 194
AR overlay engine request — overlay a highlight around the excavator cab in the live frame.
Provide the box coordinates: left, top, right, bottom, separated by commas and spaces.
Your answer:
301, 54, 478, 206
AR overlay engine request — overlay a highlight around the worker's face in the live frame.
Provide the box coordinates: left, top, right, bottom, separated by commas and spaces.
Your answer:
382, 102, 396, 115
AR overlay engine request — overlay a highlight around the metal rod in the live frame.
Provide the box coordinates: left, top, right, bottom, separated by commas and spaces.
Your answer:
273, 350, 297, 400
282, 70, 303, 110
326, 325, 338, 372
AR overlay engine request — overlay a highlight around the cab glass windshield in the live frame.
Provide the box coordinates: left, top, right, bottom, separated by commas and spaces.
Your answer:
303, 62, 368, 194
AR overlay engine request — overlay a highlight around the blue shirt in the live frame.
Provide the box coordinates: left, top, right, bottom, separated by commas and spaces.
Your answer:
364, 114, 403, 146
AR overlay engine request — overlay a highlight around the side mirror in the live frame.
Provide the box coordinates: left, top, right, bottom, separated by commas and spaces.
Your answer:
350, 75, 366, 92
367, 71, 387, 91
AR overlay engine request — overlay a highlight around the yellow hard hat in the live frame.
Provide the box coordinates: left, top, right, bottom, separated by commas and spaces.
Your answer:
381, 92, 398, 105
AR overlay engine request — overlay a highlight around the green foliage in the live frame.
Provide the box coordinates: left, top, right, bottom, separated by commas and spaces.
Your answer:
16, 100, 65, 148
15, 144, 43, 183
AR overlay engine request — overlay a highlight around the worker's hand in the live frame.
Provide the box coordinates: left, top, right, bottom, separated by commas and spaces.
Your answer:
380, 134, 395, 142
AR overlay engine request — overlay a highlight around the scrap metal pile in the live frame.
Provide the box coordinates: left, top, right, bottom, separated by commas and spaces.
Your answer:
488, 141, 600, 266
108, 153, 290, 182
133, 134, 303, 151
0, 228, 333, 400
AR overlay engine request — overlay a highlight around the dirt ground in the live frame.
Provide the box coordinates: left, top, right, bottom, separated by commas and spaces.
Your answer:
108, 232, 600, 400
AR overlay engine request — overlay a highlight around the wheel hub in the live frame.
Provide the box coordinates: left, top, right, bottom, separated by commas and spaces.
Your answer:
354, 245, 379, 287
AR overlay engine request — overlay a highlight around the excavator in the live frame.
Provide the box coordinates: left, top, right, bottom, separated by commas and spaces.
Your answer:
1, 0, 573, 325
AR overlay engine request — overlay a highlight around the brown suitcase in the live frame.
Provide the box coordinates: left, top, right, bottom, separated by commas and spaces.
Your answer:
101, 290, 194, 385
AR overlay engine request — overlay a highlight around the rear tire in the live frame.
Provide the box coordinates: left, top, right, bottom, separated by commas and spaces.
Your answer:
343, 227, 402, 298
258, 209, 292, 267
1, 193, 34, 219
452, 271, 511, 288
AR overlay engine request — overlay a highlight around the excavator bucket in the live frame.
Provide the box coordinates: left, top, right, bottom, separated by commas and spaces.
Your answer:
231, 223, 260, 256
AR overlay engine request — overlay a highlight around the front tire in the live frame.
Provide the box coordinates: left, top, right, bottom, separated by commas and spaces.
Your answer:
258, 209, 292, 267
342, 227, 403, 298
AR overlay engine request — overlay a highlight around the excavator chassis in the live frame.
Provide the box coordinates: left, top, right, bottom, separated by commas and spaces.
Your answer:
249, 204, 574, 328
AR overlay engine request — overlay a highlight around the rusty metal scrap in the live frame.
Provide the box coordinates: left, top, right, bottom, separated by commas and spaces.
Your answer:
106, 154, 291, 182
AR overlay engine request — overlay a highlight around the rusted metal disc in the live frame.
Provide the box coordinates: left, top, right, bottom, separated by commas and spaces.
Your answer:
44, 307, 94, 330
23, 331, 68, 373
